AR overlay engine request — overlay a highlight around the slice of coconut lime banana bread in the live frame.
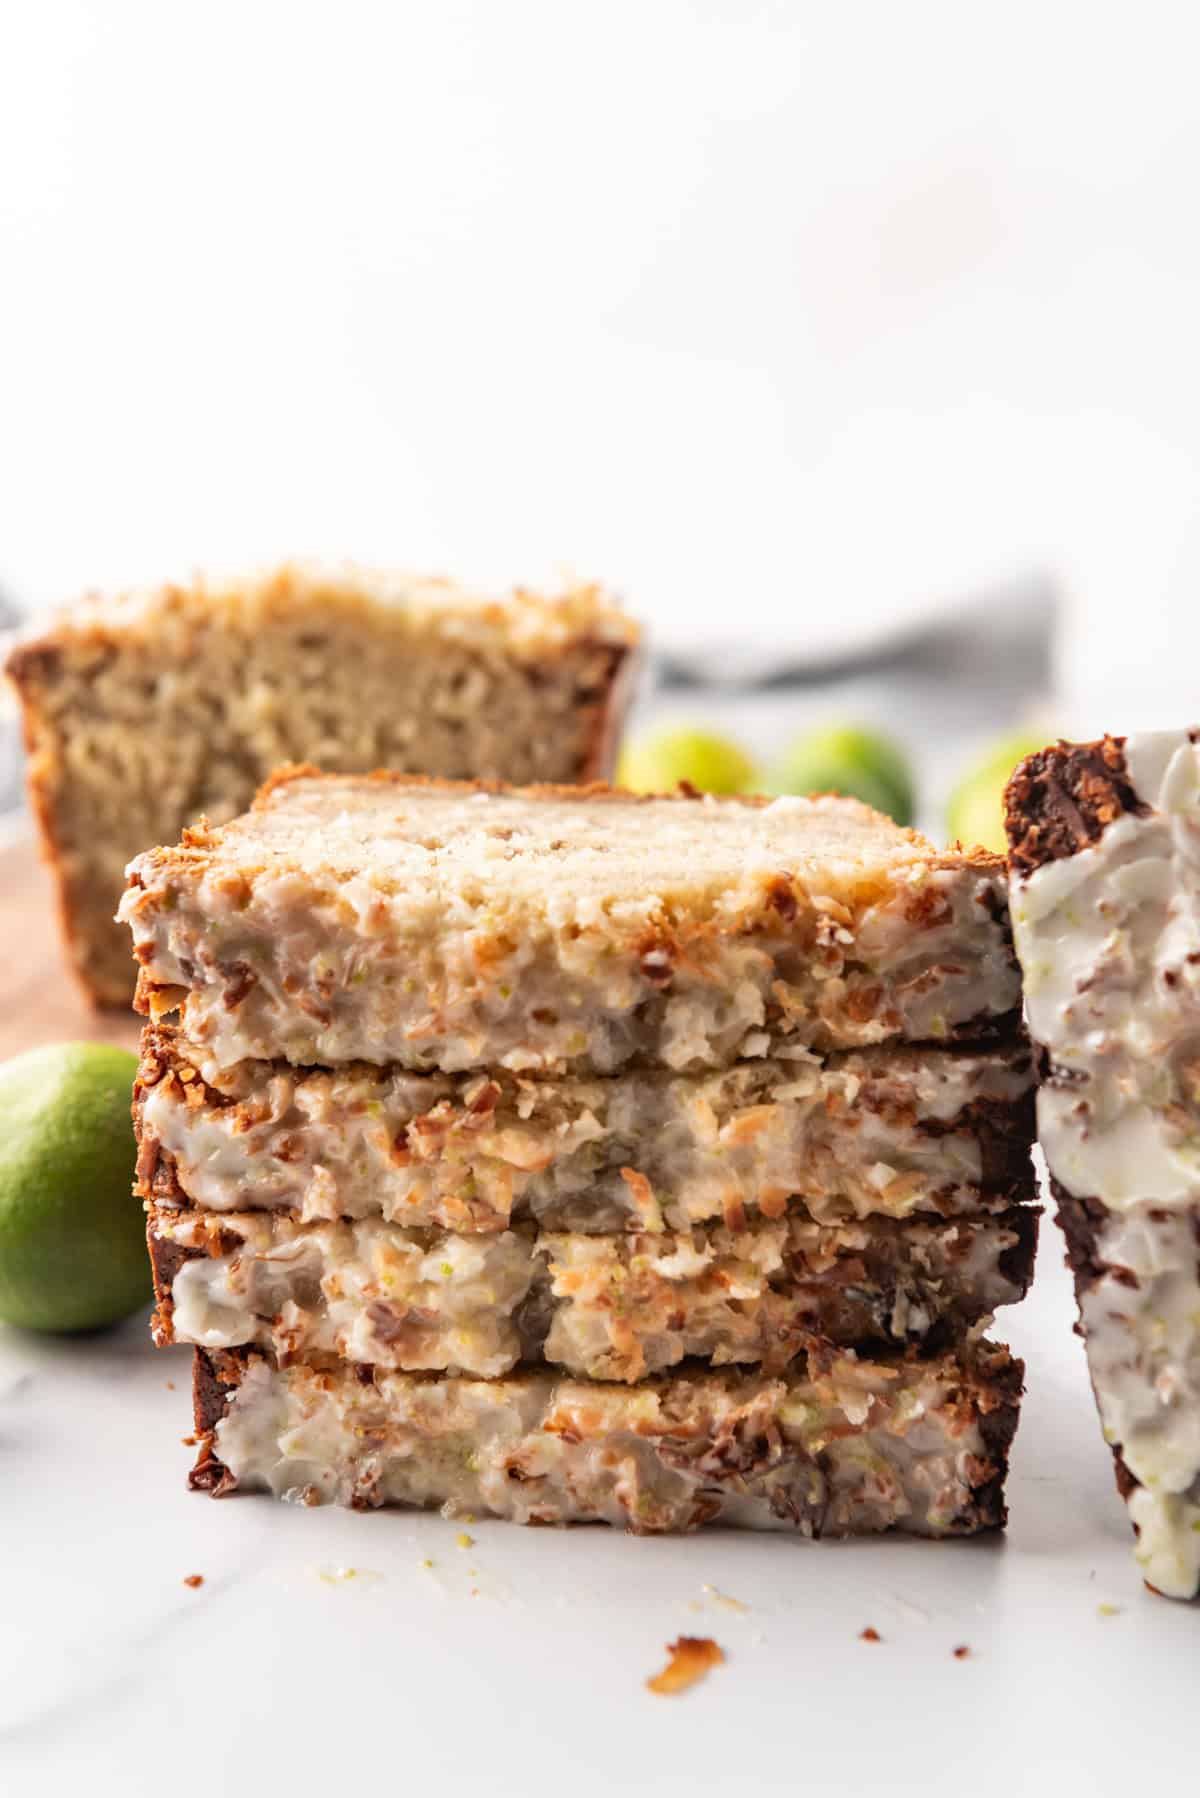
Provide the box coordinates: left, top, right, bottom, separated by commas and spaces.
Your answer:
148, 1203, 1036, 1379
190, 1338, 1023, 1535
134, 1025, 1035, 1233
6, 566, 638, 1006
122, 771, 1021, 1073
1006, 729, 1200, 1598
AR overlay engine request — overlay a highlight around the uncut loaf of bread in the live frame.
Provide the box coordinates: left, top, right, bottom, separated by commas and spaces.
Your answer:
6, 566, 637, 1004
122, 771, 1022, 1074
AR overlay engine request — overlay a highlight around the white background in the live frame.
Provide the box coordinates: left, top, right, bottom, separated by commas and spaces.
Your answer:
3, 2, 1200, 698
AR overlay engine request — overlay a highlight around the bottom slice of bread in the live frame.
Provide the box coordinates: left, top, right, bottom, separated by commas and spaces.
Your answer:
191, 1340, 1022, 1536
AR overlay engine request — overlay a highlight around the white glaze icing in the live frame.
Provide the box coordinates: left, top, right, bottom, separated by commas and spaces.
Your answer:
1012, 728, 1200, 1597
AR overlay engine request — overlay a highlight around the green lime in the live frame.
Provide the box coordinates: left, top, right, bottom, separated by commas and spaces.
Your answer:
617, 727, 758, 796
767, 725, 915, 826
0, 1043, 147, 1332
946, 732, 1046, 853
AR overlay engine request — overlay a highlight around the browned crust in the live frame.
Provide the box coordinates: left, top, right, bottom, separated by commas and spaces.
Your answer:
576, 641, 640, 782
1052, 1183, 1117, 1294
3, 575, 639, 669
966, 1341, 1025, 1531
1004, 735, 1151, 875
146, 1222, 196, 1346
146, 1209, 242, 1347
131, 1029, 193, 1207
1051, 1181, 1146, 1547
188, 1349, 240, 1495
4, 643, 120, 1007
930, 1079, 1037, 1189
188, 1342, 1024, 1530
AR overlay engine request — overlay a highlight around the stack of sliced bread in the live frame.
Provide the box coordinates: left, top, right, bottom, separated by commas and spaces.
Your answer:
124, 771, 1036, 1540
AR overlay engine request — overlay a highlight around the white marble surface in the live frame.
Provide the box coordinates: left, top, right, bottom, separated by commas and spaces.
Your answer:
0, 1225, 1193, 1797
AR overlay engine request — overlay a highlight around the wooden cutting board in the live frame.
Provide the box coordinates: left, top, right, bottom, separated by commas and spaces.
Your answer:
0, 836, 140, 1062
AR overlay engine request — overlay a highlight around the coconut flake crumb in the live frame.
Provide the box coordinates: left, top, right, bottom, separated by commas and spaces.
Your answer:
646, 1636, 726, 1696
859, 1627, 881, 1643
701, 1584, 749, 1613
183, 1574, 204, 1589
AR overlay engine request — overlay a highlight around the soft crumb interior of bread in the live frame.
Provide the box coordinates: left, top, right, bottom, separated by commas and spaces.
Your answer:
23, 621, 621, 995
223, 778, 933, 898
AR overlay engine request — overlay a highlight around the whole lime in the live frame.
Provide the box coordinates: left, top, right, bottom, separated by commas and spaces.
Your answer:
768, 725, 915, 826
617, 727, 758, 796
0, 1043, 147, 1332
946, 731, 1047, 854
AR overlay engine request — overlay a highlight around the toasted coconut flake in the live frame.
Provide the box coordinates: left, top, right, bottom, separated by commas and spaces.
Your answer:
646, 1635, 725, 1695
701, 1584, 749, 1614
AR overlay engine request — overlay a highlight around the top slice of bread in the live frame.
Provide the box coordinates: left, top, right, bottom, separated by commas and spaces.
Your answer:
123, 769, 1019, 1074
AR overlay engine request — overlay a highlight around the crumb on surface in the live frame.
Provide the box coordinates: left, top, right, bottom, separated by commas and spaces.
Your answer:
701, 1584, 749, 1613
952, 1644, 971, 1660
646, 1636, 725, 1696
420, 1557, 435, 1570
180, 1434, 197, 1447
1097, 1603, 1121, 1618
183, 1574, 203, 1589
860, 1627, 881, 1642
166, 1381, 176, 1391
456, 1531, 475, 1549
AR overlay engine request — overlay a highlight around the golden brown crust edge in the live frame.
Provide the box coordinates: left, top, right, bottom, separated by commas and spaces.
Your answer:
576, 640, 641, 782
4, 644, 119, 1008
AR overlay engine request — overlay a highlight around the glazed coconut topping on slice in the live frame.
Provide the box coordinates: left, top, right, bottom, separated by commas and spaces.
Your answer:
122, 771, 1020, 1075
133, 1025, 1036, 1234
1007, 728, 1200, 1599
